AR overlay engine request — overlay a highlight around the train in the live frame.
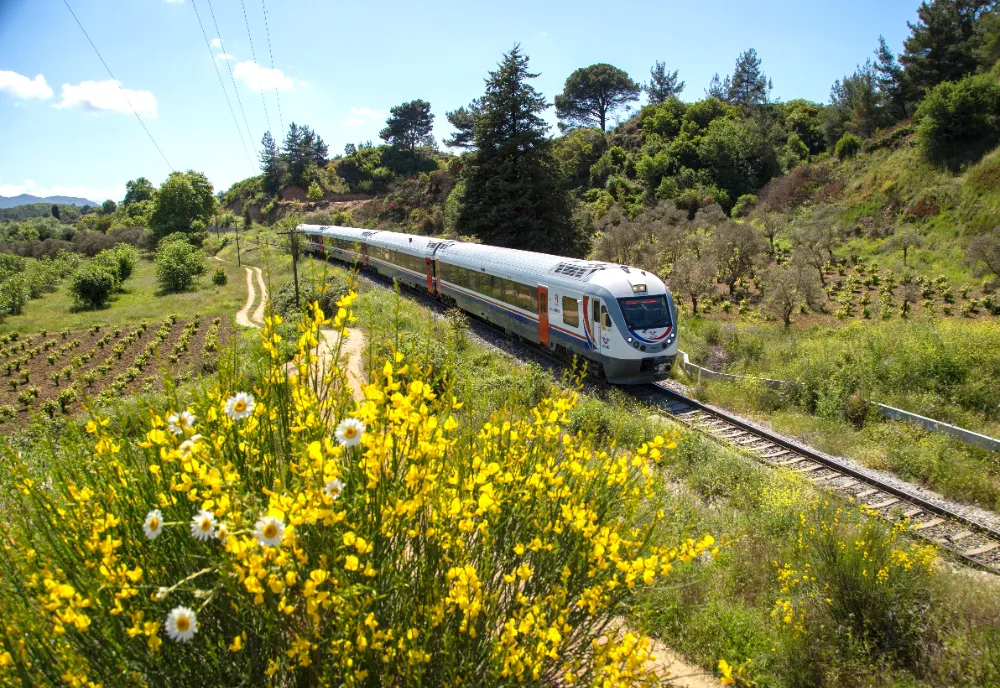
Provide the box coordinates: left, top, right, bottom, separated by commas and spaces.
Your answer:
297, 224, 679, 384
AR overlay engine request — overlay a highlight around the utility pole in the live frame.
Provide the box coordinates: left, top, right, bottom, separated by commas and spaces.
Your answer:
278, 225, 301, 308
235, 222, 242, 267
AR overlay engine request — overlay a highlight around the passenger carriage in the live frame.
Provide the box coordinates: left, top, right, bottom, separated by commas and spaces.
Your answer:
299, 224, 678, 384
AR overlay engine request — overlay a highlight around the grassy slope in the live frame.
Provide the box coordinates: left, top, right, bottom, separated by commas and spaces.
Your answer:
305, 266, 1000, 687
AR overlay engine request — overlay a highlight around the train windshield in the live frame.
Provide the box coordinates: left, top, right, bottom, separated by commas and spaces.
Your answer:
617, 296, 671, 330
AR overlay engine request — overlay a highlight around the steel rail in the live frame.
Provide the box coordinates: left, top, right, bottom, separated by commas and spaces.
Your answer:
640, 383, 1000, 574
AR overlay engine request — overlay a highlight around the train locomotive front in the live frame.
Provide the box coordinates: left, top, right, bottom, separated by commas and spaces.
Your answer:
298, 224, 679, 385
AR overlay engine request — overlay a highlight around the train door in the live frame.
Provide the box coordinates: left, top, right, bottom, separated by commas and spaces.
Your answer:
360, 243, 369, 267
537, 285, 549, 346
592, 298, 602, 351
425, 257, 434, 294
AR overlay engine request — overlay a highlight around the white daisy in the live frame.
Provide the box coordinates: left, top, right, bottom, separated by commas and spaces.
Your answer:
167, 410, 196, 435
334, 418, 365, 447
216, 522, 229, 543
155, 586, 169, 601
190, 509, 216, 541
323, 478, 345, 501
178, 434, 202, 458
254, 515, 285, 548
224, 392, 256, 420
164, 606, 198, 643
143, 509, 164, 540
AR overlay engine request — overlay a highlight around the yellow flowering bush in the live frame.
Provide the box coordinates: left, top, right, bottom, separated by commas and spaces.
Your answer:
772, 500, 936, 661
0, 293, 714, 686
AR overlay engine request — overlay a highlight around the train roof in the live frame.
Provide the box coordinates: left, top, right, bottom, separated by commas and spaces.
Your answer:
297, 224, 668, 299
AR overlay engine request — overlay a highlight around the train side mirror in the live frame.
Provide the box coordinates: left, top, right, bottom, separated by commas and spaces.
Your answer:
601, 308, 611, 328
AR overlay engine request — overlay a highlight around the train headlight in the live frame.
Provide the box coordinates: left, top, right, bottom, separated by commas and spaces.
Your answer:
627, 336, 633, 343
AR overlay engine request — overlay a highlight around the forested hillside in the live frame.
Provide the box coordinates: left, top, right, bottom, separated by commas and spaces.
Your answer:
219, 0, 1000, 311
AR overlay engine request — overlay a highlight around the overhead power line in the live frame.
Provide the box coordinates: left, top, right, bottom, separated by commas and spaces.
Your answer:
240, 0, 272, 139
260, 0, 284, 137
204, 0, 258, 160
190, 0, 255, 172
62, 0, 174, 173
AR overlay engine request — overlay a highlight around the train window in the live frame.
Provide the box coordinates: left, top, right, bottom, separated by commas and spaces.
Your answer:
617, 295, 671, 330
593, 299, 601, 323
502, 279, 516, 305
562, 297, 579, 327
487, 275, 501, 300
514, 283, 530, 311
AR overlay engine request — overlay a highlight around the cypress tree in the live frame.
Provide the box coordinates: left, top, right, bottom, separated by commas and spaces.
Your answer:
458, 46, 584, 256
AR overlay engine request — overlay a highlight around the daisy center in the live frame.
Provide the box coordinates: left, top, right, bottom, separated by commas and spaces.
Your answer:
176, 616, 190, 632
344, 427, 357, 438
149, 518, 160, 530
263, 523, 278, 539
200, 519, 212, 532
234, 401, 247, 413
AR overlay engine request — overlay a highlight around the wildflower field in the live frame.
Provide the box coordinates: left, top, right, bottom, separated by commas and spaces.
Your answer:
1, 268, 999, 687
0, 291, 715, 686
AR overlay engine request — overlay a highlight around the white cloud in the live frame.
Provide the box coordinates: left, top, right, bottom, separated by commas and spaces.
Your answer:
216, 53, 235, 61
233, 60, 293, 92
0, 70, 54, 100
54, 79, 158, 117
343, 106, 382, 127
0, 179, 126, 203
210, 37, 222, 48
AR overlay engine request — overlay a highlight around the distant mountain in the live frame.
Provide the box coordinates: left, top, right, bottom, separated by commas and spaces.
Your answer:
0, 194, 98, 209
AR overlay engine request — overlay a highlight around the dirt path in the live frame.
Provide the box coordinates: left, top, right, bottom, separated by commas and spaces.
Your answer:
251, 267, 268, 325
236, 267, 257, 328
318, 327, 366, 403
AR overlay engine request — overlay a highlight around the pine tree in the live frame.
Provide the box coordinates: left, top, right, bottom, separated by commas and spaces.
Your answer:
380, 100, 435, 153
645, 61, 685, 104
554, 63, 641, 132
706, 73, 731, 101
728, 49, 770, 107
873, 36, 914, 120
458, 46, 584, 256
282, 123, 328, 187
901, 0, 995, 95
260, 131, 282, 196
443, 99, 482, 149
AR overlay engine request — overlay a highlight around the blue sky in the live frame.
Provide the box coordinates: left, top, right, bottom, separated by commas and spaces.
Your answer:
1, 0, 923, 204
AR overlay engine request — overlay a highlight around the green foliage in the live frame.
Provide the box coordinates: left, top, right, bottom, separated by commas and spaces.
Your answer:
212, 268, 228, 286
150, 170, 216, 241
123, 177, 156, 206
92, 244, 138, 289
554, 63, 641, 132
916, 73, 1000, 168
458, 46, 584, 256
281, 122, 329, 188
379, 99, 435, 152
834, 132, 862, 159
154, 240, 208, 293
644, 61, 685, 104
900, 0, 992, 95
306, 182, 324, 201
69, 264, 117, 309
335, 145, 438, 194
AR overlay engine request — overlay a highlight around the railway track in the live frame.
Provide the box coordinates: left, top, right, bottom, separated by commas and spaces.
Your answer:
340, 260, 1000, 574
635, 382, 1000, 574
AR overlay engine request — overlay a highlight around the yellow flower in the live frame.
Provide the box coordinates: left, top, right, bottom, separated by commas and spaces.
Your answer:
344, 555, 359, 571
718, 659, 735, 685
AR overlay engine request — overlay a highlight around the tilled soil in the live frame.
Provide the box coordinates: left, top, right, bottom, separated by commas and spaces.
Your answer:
0, 317, 232, 428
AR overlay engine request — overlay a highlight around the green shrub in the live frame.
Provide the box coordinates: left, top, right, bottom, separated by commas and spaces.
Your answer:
69, 264, 117, 309
212, 268, 228, 286
916, 74, 1000, 168
835, 133, 862, 160
154, 240, 208, 292
93, 244, 139, 288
